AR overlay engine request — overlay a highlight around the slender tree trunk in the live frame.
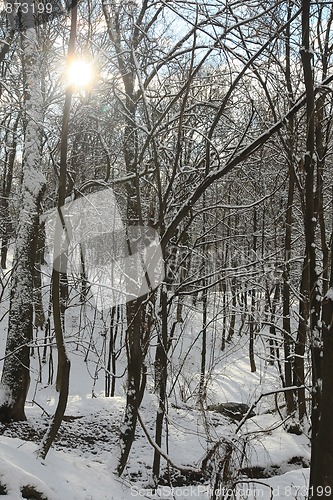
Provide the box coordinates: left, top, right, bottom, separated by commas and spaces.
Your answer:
249, 293, 256, 373
294, 265, 308, 421
199, 193, 208, 400
268, 282, 280, 365
105, 305, 119, 397
221, 280, 227, 351
282, 163, 296, 415
227, 277, 237, 343
199, 286, 207, 400
152, 284, 168, 483
37, 2, 78, 459
34, 222, 46, 330
284, 8, 303, 417
249, 208, 257, 373
1, 116, 18, 269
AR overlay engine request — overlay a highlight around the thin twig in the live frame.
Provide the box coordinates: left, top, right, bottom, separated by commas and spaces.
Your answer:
236, 386, 306, 433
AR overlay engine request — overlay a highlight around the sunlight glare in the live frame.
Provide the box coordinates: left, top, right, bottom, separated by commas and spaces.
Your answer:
67, 59, 95, 89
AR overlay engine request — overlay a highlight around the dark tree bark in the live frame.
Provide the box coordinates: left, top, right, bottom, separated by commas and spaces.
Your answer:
152, 284, 168, 483
267, 282, 280, 365
1, 115, 19, 270
34, 222, 46, 330
308, 3, 333, 496
299, 0, 323, 495
282, 162, 296, 416
105, 305, 120, 398
249, 207, 257, 373
294, 265, 308, 421
311, 281, 333, 498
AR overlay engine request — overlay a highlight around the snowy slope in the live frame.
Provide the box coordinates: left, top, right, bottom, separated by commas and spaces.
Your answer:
0, 281, 311, 499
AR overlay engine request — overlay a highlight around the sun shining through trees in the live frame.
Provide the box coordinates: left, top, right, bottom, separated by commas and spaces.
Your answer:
66, 58, 95, 89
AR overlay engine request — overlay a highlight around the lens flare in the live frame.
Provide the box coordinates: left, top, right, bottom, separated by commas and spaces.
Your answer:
67, 59, 94, 89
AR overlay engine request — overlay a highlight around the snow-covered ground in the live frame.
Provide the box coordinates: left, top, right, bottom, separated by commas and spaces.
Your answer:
0, 279, 311, 499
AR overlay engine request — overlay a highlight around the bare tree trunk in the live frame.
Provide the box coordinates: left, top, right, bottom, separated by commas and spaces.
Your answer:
282, 163, 296, 416
249, 208, 257, 373
1, 115, 18, 269
152, 284, 168, 483
227, 276, 237, 343
118, 297, 146, 475
0, 2, 45, 423
267, 282, 280, 365
282, 7, 301, 417
311, 274, 333, 497
309, 3, 333, 495
37, 2, 78, 459
299, 1, 322, 495
34, 222, 46, 330
308, 7, 333, 490
199, 193, 208, 401
282, 13, 298, 411
199, 286, 208, 400
294, 265, 308, 421
117, 94, 146, 475
105, 305, 120, 398
221, 280, 227, 351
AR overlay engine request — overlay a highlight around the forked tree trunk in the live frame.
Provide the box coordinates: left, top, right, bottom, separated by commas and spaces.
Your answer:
117, 90, 146, 474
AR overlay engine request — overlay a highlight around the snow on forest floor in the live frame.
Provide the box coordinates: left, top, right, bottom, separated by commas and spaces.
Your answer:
0, 290, 311, 499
